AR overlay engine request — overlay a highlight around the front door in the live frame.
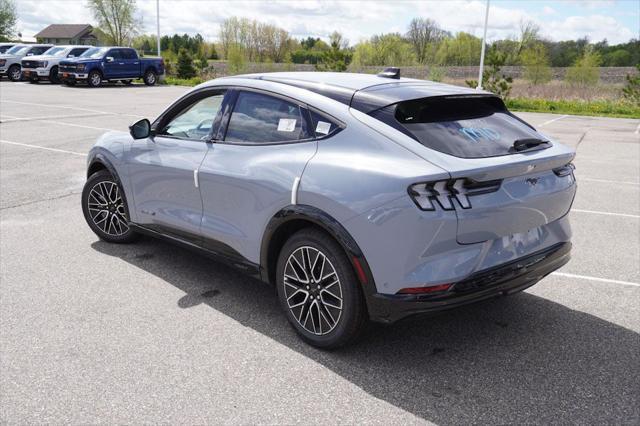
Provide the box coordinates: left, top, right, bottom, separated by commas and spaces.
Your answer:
126, 90, 226, 237
103, 48, 124, 78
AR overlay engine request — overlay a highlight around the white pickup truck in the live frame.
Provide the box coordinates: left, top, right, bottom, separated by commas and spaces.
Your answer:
21, 45, 91, 84
0, 44, 53, 81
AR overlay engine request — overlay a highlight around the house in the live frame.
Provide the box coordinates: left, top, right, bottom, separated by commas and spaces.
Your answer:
34, 24, 99, 46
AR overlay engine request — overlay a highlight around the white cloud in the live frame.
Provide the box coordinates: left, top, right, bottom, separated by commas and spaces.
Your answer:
14, 0, 638, 45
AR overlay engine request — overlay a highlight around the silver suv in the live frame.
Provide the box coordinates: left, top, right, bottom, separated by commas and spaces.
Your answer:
82, 71, 576, 348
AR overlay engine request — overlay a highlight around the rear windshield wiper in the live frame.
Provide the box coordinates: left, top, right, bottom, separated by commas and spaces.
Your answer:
512, 138, 551, 152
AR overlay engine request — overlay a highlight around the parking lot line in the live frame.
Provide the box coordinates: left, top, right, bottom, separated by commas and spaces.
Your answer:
552, 272, 640, 287
0, 139, 87, 157
572, 209, 640, 219
0, 99, 142, 118
1, 113, 109, 123
578, 177, 639, 186
40, 120, 119, 132
538, 114, 568, 127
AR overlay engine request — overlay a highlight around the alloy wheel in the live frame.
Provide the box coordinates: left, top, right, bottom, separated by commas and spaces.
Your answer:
90, 73, 101, 86
283, 246, 343, 335
87, 181, 129, 236
10, 67, 20, 80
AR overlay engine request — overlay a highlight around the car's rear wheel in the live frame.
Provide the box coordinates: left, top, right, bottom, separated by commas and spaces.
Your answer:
8, 65, 21, 81
143, 69, 157, 86
81, 170, 138, 244
88, 70, 102, 87
276, 228, 367, 348
49, 66, 60, 84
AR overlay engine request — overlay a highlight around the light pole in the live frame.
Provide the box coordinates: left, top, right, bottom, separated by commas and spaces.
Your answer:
156, 0, 161, 56
476, 0, 490, 90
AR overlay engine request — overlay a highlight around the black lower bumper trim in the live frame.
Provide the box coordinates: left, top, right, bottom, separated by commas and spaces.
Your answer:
367, 242, 572, 323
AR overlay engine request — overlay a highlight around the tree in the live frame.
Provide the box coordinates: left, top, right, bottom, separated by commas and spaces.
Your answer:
87, 0, 140, 46
176, 48, 196, 79
435, 32, 482, 66
565, 46, 601, 86
350, 33, 415, 68
316, 31, 349, 71
466, 50, 513, 99
227, 44, 246, 75
0, 0, 17, 41
521, 43, 551, 85
622, 64, 640, 106
406, 18, 447, 64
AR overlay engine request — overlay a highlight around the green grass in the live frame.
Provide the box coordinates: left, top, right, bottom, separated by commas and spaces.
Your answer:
506, 97, 640, 119
161, 77, 640, 119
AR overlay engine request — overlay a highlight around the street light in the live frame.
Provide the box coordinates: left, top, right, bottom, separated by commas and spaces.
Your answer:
156, 0, 161, 56
476, 0, 490, 90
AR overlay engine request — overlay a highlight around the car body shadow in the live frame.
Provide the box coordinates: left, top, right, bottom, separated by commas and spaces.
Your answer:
92, 237, 640, 424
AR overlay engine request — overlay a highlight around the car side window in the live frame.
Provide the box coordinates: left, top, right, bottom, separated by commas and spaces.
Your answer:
122, 49, 137, 60
225, 91, 310, 143
31, 47, 49, 55
69, 48, 88, 57
309, 110, 341, 138
160, 93, 225, 140
107, 49, 121, 60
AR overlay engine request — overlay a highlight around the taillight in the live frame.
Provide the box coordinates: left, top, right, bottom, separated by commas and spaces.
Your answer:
553, 163, 575, 177
408, 178, 501, 211
397, 284, 452, 294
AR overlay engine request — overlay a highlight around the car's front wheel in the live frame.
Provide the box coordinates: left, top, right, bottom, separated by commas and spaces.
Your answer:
81, 170, 138, 243
88, 70, 102, 87
276, 228, 367, 348
49, 66, 60, 84
8, 65, 21, 81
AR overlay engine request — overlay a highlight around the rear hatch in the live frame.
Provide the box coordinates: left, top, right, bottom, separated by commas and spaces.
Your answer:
369, 95, 576, 244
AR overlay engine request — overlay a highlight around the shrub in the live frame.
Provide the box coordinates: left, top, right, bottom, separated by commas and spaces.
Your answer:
428, 66, 445, 82
466, 51, 513, 99
622, 64, 640, 106
176, 48, 196, 79
521, 43, 551, 85
565, 47, 601, 87
227, 44, 246, 75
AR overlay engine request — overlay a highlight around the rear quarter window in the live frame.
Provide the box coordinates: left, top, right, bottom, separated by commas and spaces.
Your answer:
372, 96, 545, 159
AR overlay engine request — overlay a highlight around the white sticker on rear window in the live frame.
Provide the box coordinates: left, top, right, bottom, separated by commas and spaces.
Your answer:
277, 118, 297, 132
315, 121, 331, 135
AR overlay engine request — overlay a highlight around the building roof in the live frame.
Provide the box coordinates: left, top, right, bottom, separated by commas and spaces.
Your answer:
34, 24, 93, 39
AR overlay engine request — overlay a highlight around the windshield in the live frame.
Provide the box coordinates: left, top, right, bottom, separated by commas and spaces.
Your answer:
43, 47, 67, 57
6, 45, 27, 55
80, 47, 108, 59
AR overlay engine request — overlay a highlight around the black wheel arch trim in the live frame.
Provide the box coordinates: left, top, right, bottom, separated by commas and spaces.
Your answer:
260, 204, 378, 299
87, 153, 120, 182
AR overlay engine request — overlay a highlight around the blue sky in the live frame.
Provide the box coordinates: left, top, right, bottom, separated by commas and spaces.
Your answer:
16, 0, 640, 45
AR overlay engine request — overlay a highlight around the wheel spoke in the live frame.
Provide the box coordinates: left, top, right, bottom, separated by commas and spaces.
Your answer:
87, 180, 129, 237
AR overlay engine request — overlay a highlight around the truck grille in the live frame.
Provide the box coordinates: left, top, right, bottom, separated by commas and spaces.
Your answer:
59, 64, 76, 72
21, 60, 38, 68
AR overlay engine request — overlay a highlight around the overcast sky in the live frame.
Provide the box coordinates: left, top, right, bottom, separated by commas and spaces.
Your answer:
16, 0, 640, 45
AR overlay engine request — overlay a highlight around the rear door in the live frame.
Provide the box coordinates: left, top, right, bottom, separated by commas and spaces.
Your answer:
373, 96, 576, 244
197, 89, 318, 262
120, 48, 140, 78
126, 89, 226, 237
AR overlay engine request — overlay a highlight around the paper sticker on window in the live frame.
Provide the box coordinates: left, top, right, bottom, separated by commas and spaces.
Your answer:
315, 121, 331, 135
277, 118, 297, 132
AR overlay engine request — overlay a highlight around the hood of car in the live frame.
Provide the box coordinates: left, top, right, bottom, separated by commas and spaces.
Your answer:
0, 54, 17, 60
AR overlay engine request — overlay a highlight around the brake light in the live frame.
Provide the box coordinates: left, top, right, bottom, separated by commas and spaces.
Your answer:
553, 163, 575, 177
397, 284, 452, 294
408, 178, 501, 211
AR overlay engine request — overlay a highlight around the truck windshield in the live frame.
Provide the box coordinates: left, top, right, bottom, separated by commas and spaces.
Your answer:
80, 48, 108, 59
43, 47, 66, 56
6, 45, 28, 55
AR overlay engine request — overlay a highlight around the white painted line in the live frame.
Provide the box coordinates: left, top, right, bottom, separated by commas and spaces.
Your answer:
578, 177, 640, 186
0, 99, 142, 118
539, 114, 569, 127
635, 123, 639, 135
0, 139, 87, 157
1, 113, 108, 123
552, 272, 640, 288
40, 119, 118, 132
572, 208, 640, 219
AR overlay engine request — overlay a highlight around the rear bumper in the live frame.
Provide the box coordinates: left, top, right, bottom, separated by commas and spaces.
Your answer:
367, 242, 571, 323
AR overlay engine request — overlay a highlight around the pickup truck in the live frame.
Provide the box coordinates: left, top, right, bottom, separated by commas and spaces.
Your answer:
59, 46, 165, 87
21, 45, 91, 84
0, 44, 53, 81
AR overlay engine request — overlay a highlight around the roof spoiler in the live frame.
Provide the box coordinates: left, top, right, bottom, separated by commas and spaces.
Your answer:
377, 67, 400, 79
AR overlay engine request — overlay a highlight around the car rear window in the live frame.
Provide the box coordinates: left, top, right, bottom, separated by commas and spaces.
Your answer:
371, 96, 545, 158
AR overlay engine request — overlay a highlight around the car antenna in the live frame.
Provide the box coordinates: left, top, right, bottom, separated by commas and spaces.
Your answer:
377, 67, 400, 79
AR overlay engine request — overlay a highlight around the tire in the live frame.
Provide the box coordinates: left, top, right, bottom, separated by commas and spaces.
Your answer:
81, 170, 138, 244
276, 228, 367, 349
8, 65, 21, 81
88, 70, 102, 87
49, 66, 60, 84
143, 69, 157, 86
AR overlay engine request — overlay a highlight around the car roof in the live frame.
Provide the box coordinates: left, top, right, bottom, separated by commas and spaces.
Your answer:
215, 71, 489, 113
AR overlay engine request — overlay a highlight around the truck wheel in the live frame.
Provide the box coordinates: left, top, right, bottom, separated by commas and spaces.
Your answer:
8, 65, 22, 82
88, 70, 102, 87
49, 66, 60, 84
143, 69, 157, 86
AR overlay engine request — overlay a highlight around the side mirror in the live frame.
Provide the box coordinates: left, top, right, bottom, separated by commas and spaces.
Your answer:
68, 54, 75, 58
26, 52, 34, 56
105, 56, 114, 62
129, 119, 151, 139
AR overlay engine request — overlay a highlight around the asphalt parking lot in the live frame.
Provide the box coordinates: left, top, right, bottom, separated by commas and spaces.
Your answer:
1, 80, 638, 424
